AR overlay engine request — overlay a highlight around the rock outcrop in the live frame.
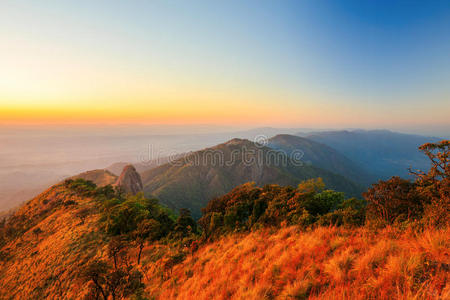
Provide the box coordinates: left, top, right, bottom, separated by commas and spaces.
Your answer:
114, 164, 143, 195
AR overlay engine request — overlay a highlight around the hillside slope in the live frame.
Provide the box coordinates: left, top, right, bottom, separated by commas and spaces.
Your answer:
70, 169, 118, 187
141, 139, 364, 218
0, 184, 109, 299
268, 134, 375, 186
304, 130, 439, 179
0, 182, 448, 299
145, 226, 449, 299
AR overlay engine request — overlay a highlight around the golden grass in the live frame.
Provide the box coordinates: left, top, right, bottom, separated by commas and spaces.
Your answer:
0, 185, 108, 299
0, 186, 448, 299
144, 226, 449, 300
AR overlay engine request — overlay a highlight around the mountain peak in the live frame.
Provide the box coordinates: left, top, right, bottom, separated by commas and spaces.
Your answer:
114, 164, 143, 195
224, 138, 248, 145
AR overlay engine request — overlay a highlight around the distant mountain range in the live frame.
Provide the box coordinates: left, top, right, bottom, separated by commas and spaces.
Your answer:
141, 138, 364, 218
303, 130, 439, 179
72, 131, 438, 218
0, 128, 439, 215
268, 134, 375, 186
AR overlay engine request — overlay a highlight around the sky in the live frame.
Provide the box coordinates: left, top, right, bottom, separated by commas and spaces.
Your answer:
0, 0, 449, 134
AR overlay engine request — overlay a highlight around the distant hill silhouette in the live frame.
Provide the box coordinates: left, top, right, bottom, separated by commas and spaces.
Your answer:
304, 130, 440, 179
268, 134, 375, 186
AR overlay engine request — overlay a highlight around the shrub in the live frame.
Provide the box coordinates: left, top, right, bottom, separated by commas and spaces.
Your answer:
64, 179, 97, 196
100, 193, 165, 236
318, 198, 366, 227
199, 178, 366, 237
364, 177, 424, 226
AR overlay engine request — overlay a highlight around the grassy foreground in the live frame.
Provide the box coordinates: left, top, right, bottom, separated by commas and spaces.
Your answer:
143, 225, 449, 299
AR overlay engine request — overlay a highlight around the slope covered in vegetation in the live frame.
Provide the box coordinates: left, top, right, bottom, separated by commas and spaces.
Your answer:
0, 140, 448, 299
1, 179, 447, 300
268, 134, 375, 186
144, 225, 449, 299
141, 138, 363, 218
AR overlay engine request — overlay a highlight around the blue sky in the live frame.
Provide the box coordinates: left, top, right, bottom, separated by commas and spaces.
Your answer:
0, 0, 449, 134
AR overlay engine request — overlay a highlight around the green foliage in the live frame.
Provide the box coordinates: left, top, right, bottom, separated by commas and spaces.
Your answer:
96, 186, 197, 248
64, 179, 97, 197
141, 139, 365, 219
318, 198, 366, 227
169, 209, 198, 240
98, 192, 173, 238
199, 178, 366, 237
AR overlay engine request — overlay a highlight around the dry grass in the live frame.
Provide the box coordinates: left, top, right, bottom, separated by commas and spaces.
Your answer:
0, 185, 109, 299
0, 185, 448, 299
144, 226, 449, 300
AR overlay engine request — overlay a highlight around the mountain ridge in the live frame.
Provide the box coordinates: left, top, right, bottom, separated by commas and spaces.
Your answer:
141, 138, 364, 218
268, 134, 375, 186
303, 129, 440, 179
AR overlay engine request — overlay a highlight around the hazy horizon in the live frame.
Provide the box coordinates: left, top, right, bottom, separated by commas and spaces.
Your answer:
0, 125, 444, 211
0, 124, 449, 139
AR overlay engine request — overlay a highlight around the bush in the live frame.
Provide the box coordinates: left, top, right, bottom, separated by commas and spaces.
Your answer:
199, 178, 366, 237
64, 179, 97, 196
364, 177, 424, 227
318, 198, 366, 227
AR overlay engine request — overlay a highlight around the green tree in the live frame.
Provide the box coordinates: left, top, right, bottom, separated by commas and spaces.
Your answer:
134, 219, 161, 264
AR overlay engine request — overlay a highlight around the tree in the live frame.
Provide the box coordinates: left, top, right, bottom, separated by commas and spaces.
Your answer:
364, 177, 424, 226
108, 237, 127, 270
155, 211, 175, 237
411, 140, 449, 226
134, 219, 161, 264
101, 193, 163, 236
173, 209, 197, 237
84, 260, 109, 300
105, 268, 127, 300
83, 259, 144, 300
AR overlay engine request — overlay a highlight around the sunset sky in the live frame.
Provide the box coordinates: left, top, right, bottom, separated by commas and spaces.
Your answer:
0, 1, 449, 132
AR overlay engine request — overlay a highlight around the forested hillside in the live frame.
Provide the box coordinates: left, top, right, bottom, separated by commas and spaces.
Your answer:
141, 139, 363, 218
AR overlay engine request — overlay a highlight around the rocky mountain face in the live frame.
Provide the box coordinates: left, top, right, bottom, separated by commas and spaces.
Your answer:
114, 164, 144, 195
